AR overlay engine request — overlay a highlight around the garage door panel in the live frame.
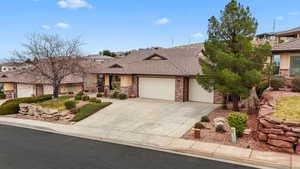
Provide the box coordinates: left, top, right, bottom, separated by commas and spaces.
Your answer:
17, 84, 35, 98
189, 79, 214, 103
139, 78, 175, 100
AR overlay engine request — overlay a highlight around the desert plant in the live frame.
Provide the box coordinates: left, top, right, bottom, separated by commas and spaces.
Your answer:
96, 93, 102, 98
194, 122, 205, 129
201, 115, 210, 122
292, 77, 300, 92
118, 93, 128, 100
270, 77, 284, 91
227, 112, 248, 137
64, 101, 76, 110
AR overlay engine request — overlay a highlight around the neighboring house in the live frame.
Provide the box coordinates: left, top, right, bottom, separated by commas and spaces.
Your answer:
85, 55, 115, 63
92, 47, 222, 104
0, 62, 29, 72
0, 71, 84, 99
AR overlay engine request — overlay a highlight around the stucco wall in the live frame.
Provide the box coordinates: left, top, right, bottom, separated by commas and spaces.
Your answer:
121, 75, 133, 87
84, 73, 98, 92
104, 74, 109, 86
4, 83, 15, 91
60, 84, 83, 94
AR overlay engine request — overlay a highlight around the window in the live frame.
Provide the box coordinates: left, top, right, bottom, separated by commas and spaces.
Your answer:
290, 56, 300, 77
273, 55, 280, 75
109, 75, 121, 90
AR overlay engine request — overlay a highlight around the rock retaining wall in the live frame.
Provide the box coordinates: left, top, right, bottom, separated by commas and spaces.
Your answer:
19, 103, 74, 121
257, 90, 300, 154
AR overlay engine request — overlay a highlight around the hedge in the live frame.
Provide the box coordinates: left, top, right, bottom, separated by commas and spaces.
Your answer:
0, 94, 53, 115
72, 102, 112, 122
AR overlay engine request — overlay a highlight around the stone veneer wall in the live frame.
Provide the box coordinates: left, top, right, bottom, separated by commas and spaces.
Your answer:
257, 90, 300, 154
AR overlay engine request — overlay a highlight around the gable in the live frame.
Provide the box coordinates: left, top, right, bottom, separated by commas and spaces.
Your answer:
144, 53, 167, 60
109, 64, 123, 68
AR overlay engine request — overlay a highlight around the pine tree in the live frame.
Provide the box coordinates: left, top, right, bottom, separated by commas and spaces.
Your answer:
197, 0, 271, 111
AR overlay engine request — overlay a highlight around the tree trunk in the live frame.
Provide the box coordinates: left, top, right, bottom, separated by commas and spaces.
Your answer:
53, 84, 60, 99
232, 95, 240, 111
247, 86, 260, 114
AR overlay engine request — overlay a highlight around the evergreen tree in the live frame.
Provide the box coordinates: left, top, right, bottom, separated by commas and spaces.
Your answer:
197, 0, 271, 111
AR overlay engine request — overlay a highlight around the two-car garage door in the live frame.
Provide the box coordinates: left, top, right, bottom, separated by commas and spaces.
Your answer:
139, 77, 175, 100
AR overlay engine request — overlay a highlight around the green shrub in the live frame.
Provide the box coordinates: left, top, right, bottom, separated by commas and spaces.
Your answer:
0, 94, 53, 115
227, 112, 248, 137
59, 95, 73, 100
89, 97, 97, 102
118, 93, 128, 100
95, 99, 102, 103
64, 101, 76, 110
0, 92, 6, 99
74, 95, 82, 100
270, 77, 284, 91
72, 102, 112, 122
82, 95, 90, 101
96, 93, 102, 98
77, 91, 84, 96
201, 115, 210, 122
256, 81, 269, 98
292, 77, 300, 92
194, 122, 205, 129
111, 92, 119, 99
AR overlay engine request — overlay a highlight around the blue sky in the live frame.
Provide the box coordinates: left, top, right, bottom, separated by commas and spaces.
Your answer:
1, 0, 300, 58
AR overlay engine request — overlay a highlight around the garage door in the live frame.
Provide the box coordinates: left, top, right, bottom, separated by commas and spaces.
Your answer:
43, 85, 53, 95
17, 84, 35, 98
189, 79, 214, 103
139, 77, 175, 100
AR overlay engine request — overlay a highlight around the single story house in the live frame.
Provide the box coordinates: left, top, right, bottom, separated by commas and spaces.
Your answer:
0, 71, 84, 99
94, 47, 222, 104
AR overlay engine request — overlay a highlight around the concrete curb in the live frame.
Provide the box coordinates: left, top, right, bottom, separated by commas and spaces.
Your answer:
0, 119, 290, 169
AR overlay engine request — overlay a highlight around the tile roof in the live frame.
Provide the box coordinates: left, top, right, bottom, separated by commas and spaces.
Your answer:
272, 39, 300, 52
276, 26, 300, 36
93, 47, 204, 76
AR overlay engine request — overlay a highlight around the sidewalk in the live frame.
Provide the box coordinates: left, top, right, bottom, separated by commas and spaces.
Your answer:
0, 116, 298, 169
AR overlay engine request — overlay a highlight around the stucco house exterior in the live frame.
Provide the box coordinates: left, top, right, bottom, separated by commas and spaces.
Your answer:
92, 47, 222, 104
0, 71, 84, 99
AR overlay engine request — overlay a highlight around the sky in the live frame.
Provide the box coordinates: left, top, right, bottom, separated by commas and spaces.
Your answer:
1, 0, 300, 58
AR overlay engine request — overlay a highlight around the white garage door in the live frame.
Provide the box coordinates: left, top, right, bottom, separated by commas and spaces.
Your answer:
43, 85, 53, 95
189, 79, 214, 103
139, 77, 175, 100
17, 84, 35, 98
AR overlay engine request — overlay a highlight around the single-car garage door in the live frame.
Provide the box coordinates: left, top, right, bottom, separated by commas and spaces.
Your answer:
189, 79, 214, 103
17, 84, 35, 98
139, 77, 175, 100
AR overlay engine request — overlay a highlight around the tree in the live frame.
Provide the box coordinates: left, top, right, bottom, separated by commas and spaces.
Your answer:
101, 50, 117, 57
197, 0, 271, 111
12, 33, 84, 99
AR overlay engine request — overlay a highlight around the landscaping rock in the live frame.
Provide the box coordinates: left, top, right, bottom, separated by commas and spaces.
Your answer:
296, 146, 300, 154
268, 134, 297, 143
213, 117, 226, 133
268, 139, 293, 148
267, 145, 295, 154
291, 127, 300, 133
260, 119, 276, 128
260, 128, 284, 135
258, 132, 268, 141
286, 131, 300, 137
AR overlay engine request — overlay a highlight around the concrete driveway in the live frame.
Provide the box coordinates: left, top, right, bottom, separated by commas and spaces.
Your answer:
75, 98, 219, 138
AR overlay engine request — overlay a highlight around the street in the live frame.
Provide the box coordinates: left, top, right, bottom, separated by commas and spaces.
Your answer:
0, 125, 257, 169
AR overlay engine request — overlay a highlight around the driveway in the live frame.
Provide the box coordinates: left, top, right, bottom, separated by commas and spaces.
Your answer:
75, 98, 219, 138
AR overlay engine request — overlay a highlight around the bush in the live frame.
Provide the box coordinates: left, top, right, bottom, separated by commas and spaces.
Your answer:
64, 101, 76, 110
227, 112, 248, 137
72, 102, 112, 122
0, 92, 6, 99
256, 81, 269, 98
111, 92, 119, 99
270, 77, 284, 90
96, 93, 102, 98
95, 99, 102, 103
74, 95, 82, 100
201, 115, 210, 122
215, 124, 226, 133
292, 77, 300, 92
194, 122, 205, 129
0, 94, 53, 115
118, 93, 128, 100
77, 91, 84, 96
82, 95, 90, 101
89, 97, 97, 102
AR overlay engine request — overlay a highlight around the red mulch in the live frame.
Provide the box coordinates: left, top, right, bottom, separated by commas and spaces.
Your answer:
182, 108, 271, 152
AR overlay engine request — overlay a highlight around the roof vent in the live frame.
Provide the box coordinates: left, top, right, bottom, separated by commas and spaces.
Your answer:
109, 64, 123, 68
144, 53, 167, 60
1, 74, 7, 78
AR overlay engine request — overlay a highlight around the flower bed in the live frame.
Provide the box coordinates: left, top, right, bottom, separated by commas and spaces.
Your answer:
257, 89, 300, 154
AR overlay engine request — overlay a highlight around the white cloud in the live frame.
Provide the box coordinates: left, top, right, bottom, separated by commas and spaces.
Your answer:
288, 11, 299, 16
41, 25, 51, 30
55, 23, 70, 29
276, 16, 284, 21
57, 0, 92, 9
192, 32, 204, 38
154, 17, 169, 25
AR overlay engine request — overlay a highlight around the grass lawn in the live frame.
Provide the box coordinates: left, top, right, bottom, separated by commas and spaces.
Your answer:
274, 96, 300, 122
35, 97, 75, 110
72, 102, 112, 122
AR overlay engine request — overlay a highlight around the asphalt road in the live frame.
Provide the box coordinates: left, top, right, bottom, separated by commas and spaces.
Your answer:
0, 125, 258, 169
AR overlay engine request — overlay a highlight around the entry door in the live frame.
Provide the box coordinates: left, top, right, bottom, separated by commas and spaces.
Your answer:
139, 77, 175, 100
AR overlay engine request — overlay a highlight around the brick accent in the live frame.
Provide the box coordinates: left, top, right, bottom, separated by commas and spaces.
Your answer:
213, 90, 223, 104
4, 90, 16, 99
175, 76, 188, 102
